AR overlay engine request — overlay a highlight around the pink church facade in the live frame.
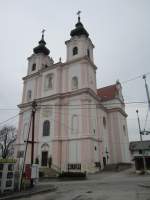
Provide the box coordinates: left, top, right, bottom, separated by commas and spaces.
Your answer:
16, 17, 131, 173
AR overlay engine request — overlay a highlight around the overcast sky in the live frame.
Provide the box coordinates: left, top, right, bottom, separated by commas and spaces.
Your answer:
0, 0, 150, 141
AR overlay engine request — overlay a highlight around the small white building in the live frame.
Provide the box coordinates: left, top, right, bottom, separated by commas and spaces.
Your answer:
129, 141, 150, 172
16, 16, 131, 173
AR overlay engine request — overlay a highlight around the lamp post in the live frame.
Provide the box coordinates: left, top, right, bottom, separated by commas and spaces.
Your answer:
136, 109, 147, 173
136, 110, 142, 141
30, 100, 37, 187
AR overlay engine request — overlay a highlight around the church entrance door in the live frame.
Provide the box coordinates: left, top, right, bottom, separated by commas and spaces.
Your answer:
41, 151, 48, 166
103, 157, 106, 167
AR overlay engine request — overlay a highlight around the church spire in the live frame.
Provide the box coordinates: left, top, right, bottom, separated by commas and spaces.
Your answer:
33, 29, 50, 55
70, 11, 89, 38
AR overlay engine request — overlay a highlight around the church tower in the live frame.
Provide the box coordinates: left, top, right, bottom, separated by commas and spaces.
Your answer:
64, 13, 97, 95
65, 14, 94, 63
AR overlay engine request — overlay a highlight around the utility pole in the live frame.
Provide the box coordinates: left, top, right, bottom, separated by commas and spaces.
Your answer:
136, 109, 147, 173
30, 100, 37, 187
143, 75, 150, 110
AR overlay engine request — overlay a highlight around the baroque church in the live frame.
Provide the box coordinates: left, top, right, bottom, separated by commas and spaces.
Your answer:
16, 15, 130, 173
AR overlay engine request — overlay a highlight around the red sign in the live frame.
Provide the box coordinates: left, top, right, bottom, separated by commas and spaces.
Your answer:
24, 164, 31, 179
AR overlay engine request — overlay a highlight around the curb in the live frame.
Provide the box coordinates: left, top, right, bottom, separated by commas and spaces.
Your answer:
0, 186, 57, 200
138, 184, 150, 188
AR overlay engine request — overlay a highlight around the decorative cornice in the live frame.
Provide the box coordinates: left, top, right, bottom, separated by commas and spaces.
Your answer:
52, 136, 102, 142
18, 87, 101, 109
101, 97, 125, 105
62, 56, 97, 70
23, 56, 97, 81
18, 88, 125, 115
107, 107, 128, 117
23, 62, 62, 81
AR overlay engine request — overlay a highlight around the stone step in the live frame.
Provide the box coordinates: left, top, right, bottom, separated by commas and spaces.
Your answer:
39, 167, 58, 178
103, 163, 132, 172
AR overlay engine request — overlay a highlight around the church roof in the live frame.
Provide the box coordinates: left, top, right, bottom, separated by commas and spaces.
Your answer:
97, 84, 118, 101
33, 32, 50, 55
70, 16, 89, 38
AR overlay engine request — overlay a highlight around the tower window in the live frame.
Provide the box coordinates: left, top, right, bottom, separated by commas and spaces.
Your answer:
87, 49, 90, 58
32, 63, 36, 71
72, 76, 78, 90
43, 120, 50, 136
123, 125, 126, 136
103, 117, 106, 128
73, 47, 78, 56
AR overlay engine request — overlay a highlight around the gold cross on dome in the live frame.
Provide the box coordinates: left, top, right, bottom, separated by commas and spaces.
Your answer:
42, 29, 46, 35
77, 10, 81, 18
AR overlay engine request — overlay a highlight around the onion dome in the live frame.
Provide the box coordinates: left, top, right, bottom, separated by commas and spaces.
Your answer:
33, 30, 50, 55
70, 16, 89, 38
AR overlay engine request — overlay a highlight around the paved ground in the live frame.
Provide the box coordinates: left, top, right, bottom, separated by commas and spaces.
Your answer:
20, 169, 150, 200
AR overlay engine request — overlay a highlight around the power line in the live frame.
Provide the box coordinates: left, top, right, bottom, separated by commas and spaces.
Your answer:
0, 101, 148, 112
0, 108, 31, 127
40, 107, 150, 125
0, 102, 149, 128
121, 72, 150, 84
0, 114, 19, 126
0, 108, 18, 111
39, 101, 148, 108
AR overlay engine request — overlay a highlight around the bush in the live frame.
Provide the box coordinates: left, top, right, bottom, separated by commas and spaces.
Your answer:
39, 171, 44, 177
35, 157, 39, 164
58, 171, 86, 179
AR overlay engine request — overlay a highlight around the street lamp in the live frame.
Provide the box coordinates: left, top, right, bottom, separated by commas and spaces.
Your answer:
136, 109, 147, 173
136, 109, 142, 141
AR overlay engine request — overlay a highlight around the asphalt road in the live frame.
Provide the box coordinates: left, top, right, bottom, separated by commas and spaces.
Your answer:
20, 169, 150, 200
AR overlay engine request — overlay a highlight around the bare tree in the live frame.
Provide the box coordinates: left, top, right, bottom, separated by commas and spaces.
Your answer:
0, 125, 16, 159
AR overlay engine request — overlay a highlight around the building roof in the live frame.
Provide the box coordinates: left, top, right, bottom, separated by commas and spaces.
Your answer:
97, 84, 118, 101
129, 141, 150, 151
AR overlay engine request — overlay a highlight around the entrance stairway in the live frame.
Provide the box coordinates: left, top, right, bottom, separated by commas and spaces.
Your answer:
103, 163, 132, 172
39, 167, 58, 178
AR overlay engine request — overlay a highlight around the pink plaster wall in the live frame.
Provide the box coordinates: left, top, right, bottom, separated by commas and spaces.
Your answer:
108, 111, 122, 163
52, 141, 61, 167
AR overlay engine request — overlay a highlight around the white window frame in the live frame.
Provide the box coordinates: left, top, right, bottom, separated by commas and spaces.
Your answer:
72, 76, 78, 90
44, 73, 54, 90
71, 114, 79, 134
27, 90, 32, 102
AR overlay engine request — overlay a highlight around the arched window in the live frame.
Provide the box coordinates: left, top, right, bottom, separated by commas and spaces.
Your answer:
32, 63, 36, 71
27, 90, 32, 102
72, 76, 78, 90
103, 117, 106, 128
44, 74, 54, 90
71, 115, 78, 134
73, 47, 78, 56
43, 120, 50, 136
